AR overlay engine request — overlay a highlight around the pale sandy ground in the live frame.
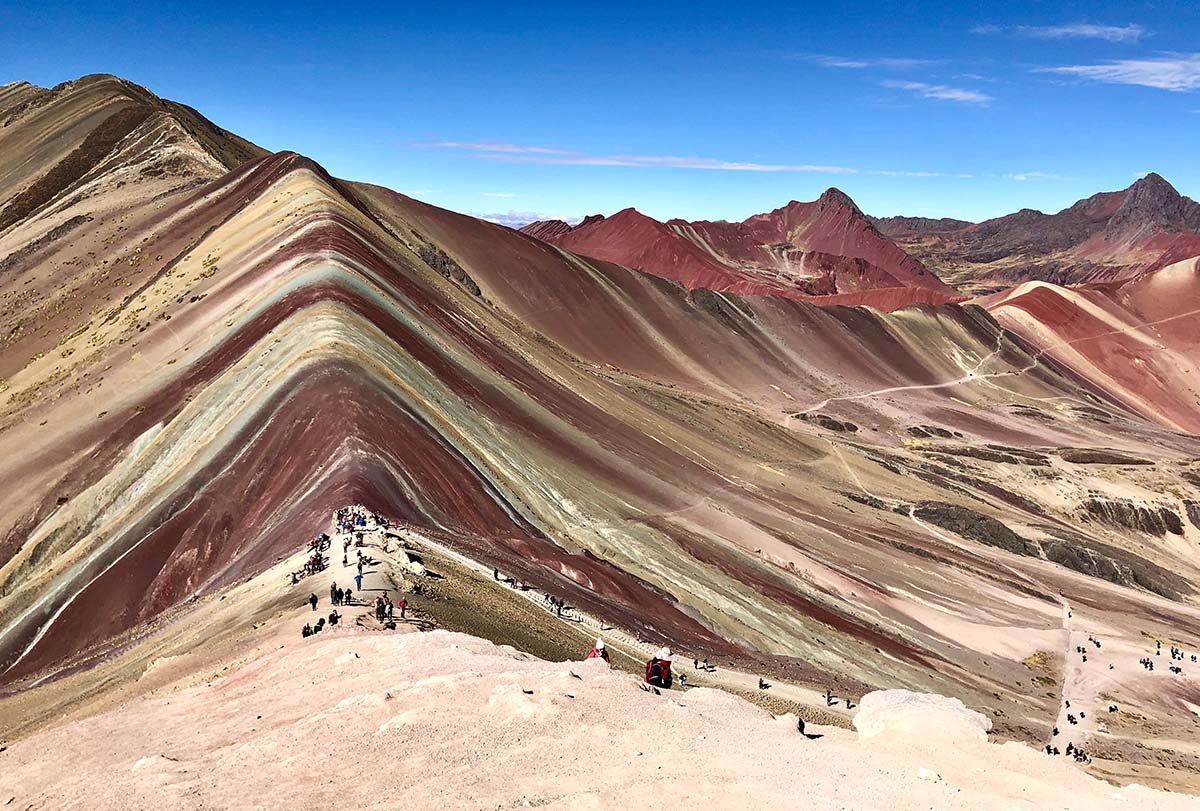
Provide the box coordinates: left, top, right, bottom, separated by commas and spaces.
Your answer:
0, 624, 1192, 811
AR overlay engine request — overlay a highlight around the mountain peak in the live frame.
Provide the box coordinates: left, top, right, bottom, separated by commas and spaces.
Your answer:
1112, 172, 1200, 234
816, 187, 864, 217
1130, 171, 1173, 191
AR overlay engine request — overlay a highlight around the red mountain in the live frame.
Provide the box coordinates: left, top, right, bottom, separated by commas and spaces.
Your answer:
521, 189, 960, 309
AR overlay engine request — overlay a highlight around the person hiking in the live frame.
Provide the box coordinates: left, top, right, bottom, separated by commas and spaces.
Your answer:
398, 597, 407, 618
354, 573, 363, 591
344, 587, 353, 605
645, 648, 673, 689
330, 582, 338, 605
309, 593, 318, 611
329, 610, 340, 626
302, 623, 312, 638
586, 638, 610, 663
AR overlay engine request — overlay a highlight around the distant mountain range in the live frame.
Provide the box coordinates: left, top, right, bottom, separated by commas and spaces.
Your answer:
521, 189, 961, 310
871, 172, 1200, 292
523, 173, 1200, 301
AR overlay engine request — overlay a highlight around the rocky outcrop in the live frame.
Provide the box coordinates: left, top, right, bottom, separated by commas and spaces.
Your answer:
1184, 500, 1200, 530
1059, 449, 1152, 466
798, 413, 858, 433
417, 242, 482, 296
854, 689, 991, 744
918, 445, 1048, 466
1081, 499, 1183, 536
1039, 532, 1189, 600
907, 425, 958, 439
1043, 541, 1140, 590
911, 502, 1037, 556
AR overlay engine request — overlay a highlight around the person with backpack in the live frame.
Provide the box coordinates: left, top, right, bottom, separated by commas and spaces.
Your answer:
586, 638, 610, 663
645, 648, 673, 689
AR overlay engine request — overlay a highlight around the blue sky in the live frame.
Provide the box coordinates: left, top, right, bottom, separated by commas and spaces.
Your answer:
2, 1, 1199, 224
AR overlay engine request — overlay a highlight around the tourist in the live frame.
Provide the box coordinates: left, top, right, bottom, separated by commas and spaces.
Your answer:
586, 638, 610, 663
645, 648, 673, 689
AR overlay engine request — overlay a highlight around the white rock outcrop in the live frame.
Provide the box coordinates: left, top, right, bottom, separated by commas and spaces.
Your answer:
853, 689, 992, 746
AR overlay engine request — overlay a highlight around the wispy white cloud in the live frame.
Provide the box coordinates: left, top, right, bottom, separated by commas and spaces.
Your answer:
1042, 53, 1200, 91
881, 80, 993, 104
973, 23, 1146, 42
416, 141, 574, 155
481, 192, 518, 198
810, 55, 935, 70
474, 210, 582, 228
955, 73, 997, 83
1016, 23, 1145, 42
418, 141, 972, 177
487, 153, 864, 173
1006, 172, 1064, 181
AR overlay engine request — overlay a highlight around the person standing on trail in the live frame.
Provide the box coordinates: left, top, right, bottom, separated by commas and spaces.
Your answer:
586, 638, 610, 663
354, 573, 363, 591
645, 648, 673, 689
330, 582, 338, 605
344, 587, 353, 605
309, 593, 318, 611
398, 597, 407, 618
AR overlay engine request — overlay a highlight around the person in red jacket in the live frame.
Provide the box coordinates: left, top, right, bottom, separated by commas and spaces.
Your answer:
645, 648, 673, 689
586, 638, 610, 663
